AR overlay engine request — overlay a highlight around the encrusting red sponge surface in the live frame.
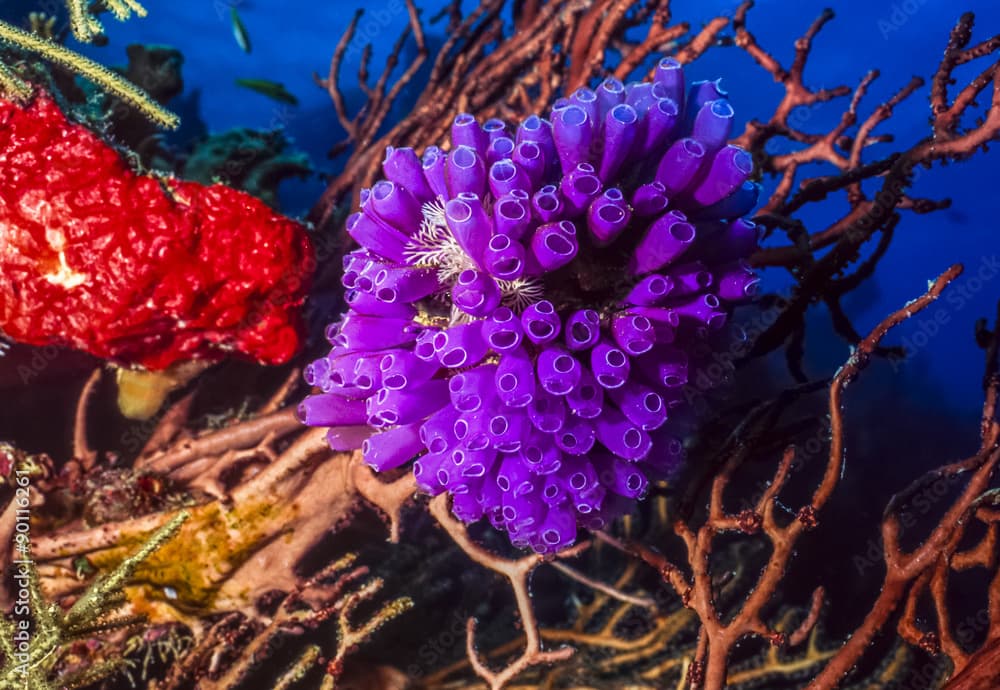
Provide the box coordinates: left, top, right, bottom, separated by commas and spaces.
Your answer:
0, 94, 314, 370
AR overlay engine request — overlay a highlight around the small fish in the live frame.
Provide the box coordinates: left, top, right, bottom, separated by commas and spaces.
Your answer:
230, 6, 251, 53
235, 78, 299, 105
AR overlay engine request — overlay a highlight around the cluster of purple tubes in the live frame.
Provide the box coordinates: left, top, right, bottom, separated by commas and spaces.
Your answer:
299, 57, 761, 554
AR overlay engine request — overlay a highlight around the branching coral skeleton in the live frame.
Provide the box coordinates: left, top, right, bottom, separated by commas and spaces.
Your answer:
1, 1, 998, 688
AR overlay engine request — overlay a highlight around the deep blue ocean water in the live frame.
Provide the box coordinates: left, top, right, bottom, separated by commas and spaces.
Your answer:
5, 0, 998, 441
0, 4, 997, 679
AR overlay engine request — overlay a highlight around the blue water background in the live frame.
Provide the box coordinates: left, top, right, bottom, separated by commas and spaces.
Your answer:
6, 0, 998, 430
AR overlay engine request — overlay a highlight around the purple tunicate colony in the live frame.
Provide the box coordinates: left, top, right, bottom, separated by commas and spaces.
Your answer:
299, 57, 761, 554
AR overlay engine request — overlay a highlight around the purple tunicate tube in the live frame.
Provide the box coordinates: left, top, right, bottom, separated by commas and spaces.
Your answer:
537, 346, 582, 396
532, 184, 565, 223
420, 404, 461, 455
496, 453, 535, 495
483, 233, 526, 282
711, 218, 760, 262
493, 193, 532, 240
489, 158, 532, 198
564, 308, 601, 351
448, 363, 499, 413
671, 294, 727, 330
560, 163, 603, 216
372, 266, 440, 303
355, 257, 383, 292
600, 103, 639, 182
433, 320, 490, 368
348, 354, 383, 393
452, 269, 502, 317
336, 314, 416, 351
421, 146, 449, 198
689, 145, 753, 207
693, 180, 759, 220
298, 394, 368, 427
382, 146, 434, 202
596, 77, 626, 121
625, 81, 655, 116
362, 422, 425, 471
568, 87, 599, 131
656, 137, 707, 196
533, 505, 577, 554
594, 408, 652, 461
326, 425, 375, 451
487, 136, 516, 166
541, 475, 567, 506
611, 313, 655, 356
516, 113, 554, 147
446, 145, 487, 198
590, 340, 630, 389
303, 358, 329, 387
445, 194, 492, 266
630, 210, 696, 275
487, 408, 528, 452
608, 381, 667, 431
413, 328, 440, 362
452, 446, 498, 480
566, 366, 604, 419
346, 212, 410, 264
503, 491, 545, 534
380, 350, 439, 391
451, 113, 490, 159
341, 250, 371, 288
643, 434, 685, 479
528, 388, 567, 434
552, 105, 593, 174
413, 450, 451, 495
665, 261, 713, 295
495, 346, 537, 408
593, 452, 649, 498
586, 188, 631, 246
687, 79, 728, 124
483, 117, 508, 140
717, 260, 760, 302
638, 344, 689, 388
654, 57, 685, 108
692, 100, 735, 154
325, 350, 376, 390
641, 97, 681, 160
555, 417, 596, 456
346, 290, 418, 319
453, 409, 490, 452
625, 274, 674, 306
366, 379, 450, 427
483, 306, 524, 352
631, 181, 669, 217
512, 141, 546, 189
519, 429, 563, 476
530, 221, 578, 272
559, 457, 600, 496
452, 488, 485, 523
522, 300, 562, 345
515, 114, 556, 173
